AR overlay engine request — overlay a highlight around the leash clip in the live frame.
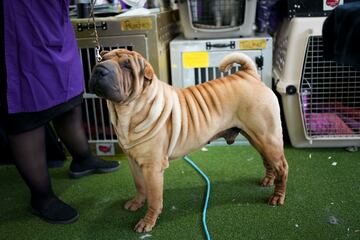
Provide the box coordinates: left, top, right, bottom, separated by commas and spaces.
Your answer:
95, 46, 102, 62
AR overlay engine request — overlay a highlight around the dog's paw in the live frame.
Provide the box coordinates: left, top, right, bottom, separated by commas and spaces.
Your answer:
260, 176, 275, 187
124, 199, 144, 211
268, 193, 285, 206
134, 218, 155, 233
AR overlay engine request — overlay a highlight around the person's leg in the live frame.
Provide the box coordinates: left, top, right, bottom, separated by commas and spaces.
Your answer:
52, 105, 120, 178
8, 126, 79, 224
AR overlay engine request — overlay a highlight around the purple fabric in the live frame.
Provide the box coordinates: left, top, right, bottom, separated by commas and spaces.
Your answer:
3, 0, 84, 113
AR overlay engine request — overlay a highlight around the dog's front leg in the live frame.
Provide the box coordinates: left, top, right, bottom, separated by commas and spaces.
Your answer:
124, 158, 146, 211
134, 162, 164, 233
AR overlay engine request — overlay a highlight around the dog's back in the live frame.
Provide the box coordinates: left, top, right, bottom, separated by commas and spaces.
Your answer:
170, 52, 275, 158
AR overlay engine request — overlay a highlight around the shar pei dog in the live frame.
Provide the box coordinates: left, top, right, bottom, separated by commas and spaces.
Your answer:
89, 49, 288, 233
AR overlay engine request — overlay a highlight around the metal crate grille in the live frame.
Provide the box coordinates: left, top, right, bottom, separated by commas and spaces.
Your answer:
194, 65, 241, 84
300, 36, 360, 139
189, 0, 245, 28
79, 45, 132, 143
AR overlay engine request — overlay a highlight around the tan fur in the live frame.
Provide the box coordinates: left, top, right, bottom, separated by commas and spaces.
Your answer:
93, 49, 289, 233
219, 52, 258, 73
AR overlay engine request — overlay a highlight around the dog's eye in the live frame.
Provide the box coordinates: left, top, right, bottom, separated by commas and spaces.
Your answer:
120, 61, 131, 69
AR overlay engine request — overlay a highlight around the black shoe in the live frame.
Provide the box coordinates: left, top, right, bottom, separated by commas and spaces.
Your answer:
31, 197, 79, 224
69, 156, 120, 179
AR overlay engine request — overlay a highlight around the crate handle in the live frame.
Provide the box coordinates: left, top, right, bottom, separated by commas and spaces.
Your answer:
77, 21, 107, 32
206, 41, 235, 50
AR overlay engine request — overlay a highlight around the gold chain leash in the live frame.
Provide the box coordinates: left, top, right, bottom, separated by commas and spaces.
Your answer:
88, 0, 102, 62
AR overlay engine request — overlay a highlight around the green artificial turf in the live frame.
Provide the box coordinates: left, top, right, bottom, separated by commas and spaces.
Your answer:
0, 145, 359, 240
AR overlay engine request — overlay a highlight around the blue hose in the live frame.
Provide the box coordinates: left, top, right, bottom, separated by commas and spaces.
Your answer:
183, 155, 211, 240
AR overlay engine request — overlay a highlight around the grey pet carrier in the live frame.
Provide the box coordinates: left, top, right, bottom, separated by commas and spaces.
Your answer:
178, 0, 257, 39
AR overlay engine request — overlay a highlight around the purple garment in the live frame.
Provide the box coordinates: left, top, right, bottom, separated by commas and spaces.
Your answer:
3, 0, 84, 113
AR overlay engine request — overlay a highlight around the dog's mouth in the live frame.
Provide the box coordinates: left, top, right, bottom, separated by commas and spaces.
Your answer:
89, 64, 124, 102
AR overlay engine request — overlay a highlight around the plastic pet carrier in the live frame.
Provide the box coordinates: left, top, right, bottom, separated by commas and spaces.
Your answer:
178, 0, 257, 39
274, 17, 360, 148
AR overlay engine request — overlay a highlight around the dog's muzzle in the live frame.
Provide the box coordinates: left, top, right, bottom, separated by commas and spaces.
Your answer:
89, 64, 123, 102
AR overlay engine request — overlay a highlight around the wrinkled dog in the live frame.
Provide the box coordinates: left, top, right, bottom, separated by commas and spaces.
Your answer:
89, 49, 289, 232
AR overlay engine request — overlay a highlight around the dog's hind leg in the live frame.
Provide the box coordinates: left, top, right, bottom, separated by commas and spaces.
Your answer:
133, 161, 164, 233
240, 130, 277, 187
124, 158, 147, 211
241, 128, 288, 205
260, 158, 276, 187
260, 146, 288, 205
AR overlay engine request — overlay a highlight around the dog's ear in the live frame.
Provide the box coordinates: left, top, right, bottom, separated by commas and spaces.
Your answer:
143, 61, 154, 81
100, 50, 110, 57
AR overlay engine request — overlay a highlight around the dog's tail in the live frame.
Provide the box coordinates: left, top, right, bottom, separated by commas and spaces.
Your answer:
219, 52, 257, 73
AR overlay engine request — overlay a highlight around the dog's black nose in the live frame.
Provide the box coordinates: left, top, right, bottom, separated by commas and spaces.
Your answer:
88, 65, 123, 102
89, 66, 110, 94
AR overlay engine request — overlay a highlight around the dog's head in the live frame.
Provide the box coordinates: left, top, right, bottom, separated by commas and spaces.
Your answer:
89, 49, 154, 103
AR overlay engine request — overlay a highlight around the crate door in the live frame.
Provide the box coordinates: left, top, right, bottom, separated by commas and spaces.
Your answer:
299, 35, 360, 140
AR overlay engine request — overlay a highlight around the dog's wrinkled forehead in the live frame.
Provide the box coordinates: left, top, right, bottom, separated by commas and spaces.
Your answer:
99, 48, 153, 80
100, 49, 143, 62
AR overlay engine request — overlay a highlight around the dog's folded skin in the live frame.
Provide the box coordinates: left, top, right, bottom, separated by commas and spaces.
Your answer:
89, 49, 289, 233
